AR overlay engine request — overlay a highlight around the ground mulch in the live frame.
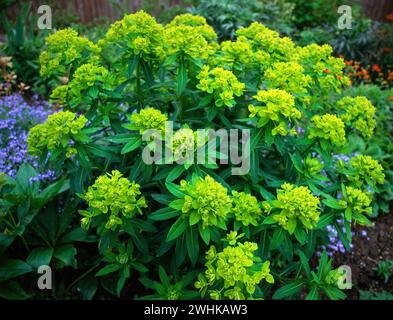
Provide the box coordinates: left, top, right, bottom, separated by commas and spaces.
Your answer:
333, 211, 393, 299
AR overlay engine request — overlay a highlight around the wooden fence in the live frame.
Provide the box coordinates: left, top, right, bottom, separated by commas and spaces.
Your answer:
1, 0, 182, 26
1, 0, 392, 29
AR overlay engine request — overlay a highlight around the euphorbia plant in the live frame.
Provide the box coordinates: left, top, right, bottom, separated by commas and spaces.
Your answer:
23, 10, 386, 300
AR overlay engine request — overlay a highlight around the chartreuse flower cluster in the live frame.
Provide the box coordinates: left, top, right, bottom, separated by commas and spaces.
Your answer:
51, 63, 110, 105
303, 155, 324, 176
180, 175, 231, 228
336, 96, 376, 139
348, 155, 385, 187
27, 111, 88, 158
79, 170, 147, 230
235, 22, 295, 62
264, 183, 320, 233
231, 191, 262, 227
195, 232, 274, 300
339, 186, 372, 225
126, 107, 168, 135
98, 10, 165, 61
248, 89, 301, 136
171, 127, 206, 162
39, 28, 100, 78
213, 37, 254, 70
295, 44, 350, 91
164, 14, 217, 60
196, 65, 245, 107
264, 62, 311, 95
308, 114, 346, 147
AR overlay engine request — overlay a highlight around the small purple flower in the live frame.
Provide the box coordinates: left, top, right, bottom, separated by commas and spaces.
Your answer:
0, 93, 55, 182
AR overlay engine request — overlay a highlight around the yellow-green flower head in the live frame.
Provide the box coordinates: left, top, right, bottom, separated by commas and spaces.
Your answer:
270, 183, 320, 232
213, 36, 254, 69
296, 44, 349, 90
167, 14, 217, 42
50, 85, 69, 105
130, 107, 168, 135
231, 191, 262, 226
248, 89, 301, 136
336, 96, 376, 139
195, 238, 274, 300
304, 155, 324, 176
339, 186, 372, 221
171, 127, 205, 162
196, 65, 245, 107
348, 155, 385, 187
180, 175, 231, 228
164, 19, 217, 60
99, 10, 165, 61
27, 111, 87, 157
296, 44, 334, 63
235, 22, 295, 61
309, 114, 346, 147
324, 269, 343, 286
79, 170, 147, 230
264, 62, 311, 95
53, 63, 109, 105
70, 63, 109, 90
40, 28, 100, 78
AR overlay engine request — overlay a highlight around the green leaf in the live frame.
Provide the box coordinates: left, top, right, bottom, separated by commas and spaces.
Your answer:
54, 245, 77, 267
158, 265, 170, 287
96, 264, 122, 276
294, 226, 306, 244
298, 251, 311, 278
15, 163, 37, 193
270, 227, 285, 250
272, 281, 304, 300
198, 223, 210, 245
166, 217, 188, 242
166, 166, 185, 183
322, 198, 345, 210
287, 218, 297, 234
165, 182, 185, 198
289, 152, 303, 173
323, 286, 347, 300
168, 199, 185, 210
177, 61, 187, 95
86, 143, 116, 159
36, 179, 69, 206
140, 58, 154, 86
0, 259, 32, 282
316, 213, 335, 229
189, 211, 200, 226
0, 281, 32, 300
148, 207, 180, 221
76, 275, 97, 300
121, 137, 142, 154
251, 128, 264, 149
305, 286, 320, 300
27, 247, 54, 269
186, 227, 199, 265
128, 54, 140, 76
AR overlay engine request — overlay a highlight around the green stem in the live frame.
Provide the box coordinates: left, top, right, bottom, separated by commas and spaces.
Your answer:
65, 263, 100, 293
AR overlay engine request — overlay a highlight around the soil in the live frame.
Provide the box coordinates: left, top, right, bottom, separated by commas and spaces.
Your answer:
333, 211, 393, 299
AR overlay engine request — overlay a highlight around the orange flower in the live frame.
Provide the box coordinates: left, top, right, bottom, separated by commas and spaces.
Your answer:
372, 64, 381, 73
386, 13, 393, 21
323, 68, 330, 74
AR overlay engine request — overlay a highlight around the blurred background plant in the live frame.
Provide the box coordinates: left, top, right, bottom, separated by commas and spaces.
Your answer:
188, 0, 294, 40
374, 260, 393, 283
